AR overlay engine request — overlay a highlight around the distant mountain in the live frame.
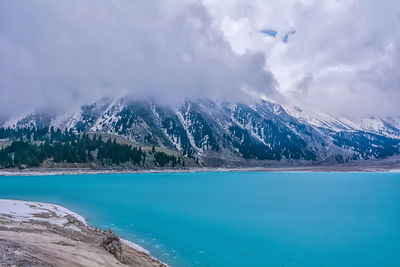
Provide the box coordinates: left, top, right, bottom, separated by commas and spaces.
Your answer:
3, 97, 400, 166
287, 106, 400, 138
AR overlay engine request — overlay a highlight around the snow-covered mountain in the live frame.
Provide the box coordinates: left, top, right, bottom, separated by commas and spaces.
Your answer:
287, 106, 400, 138
3, 97, 400, 165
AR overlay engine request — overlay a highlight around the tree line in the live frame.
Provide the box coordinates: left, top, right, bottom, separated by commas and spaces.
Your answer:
0, 127, 183, 168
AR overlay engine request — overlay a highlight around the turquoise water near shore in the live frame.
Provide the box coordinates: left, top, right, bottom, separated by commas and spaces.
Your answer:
0, 172, 399, 266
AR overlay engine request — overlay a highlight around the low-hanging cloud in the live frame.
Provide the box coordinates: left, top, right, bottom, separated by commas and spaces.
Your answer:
2, 0, 400, 121
0, 0, 277, 120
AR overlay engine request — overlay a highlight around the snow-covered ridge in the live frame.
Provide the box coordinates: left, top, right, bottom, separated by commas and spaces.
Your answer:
4, 97, 400, 141
285, 105, 400, 138
2, 97, 400, 162
357, 116, 400, 138
285, 106, 360, 132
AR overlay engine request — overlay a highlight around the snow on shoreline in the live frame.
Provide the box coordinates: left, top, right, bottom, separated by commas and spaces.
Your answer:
0, 199, 87, 227
0, 199, 151, 256
121, 239, 150, 254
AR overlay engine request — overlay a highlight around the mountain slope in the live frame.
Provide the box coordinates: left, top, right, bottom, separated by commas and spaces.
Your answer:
3, 97, 400, 166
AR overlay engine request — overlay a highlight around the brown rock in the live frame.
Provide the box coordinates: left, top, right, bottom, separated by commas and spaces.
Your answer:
102, 229, 122, 259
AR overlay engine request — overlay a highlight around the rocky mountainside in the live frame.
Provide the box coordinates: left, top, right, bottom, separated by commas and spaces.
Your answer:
287, 106, 400, 139
3, 97, 400, 166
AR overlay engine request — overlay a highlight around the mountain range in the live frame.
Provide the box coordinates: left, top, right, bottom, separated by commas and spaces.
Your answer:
3, 97, 400, 167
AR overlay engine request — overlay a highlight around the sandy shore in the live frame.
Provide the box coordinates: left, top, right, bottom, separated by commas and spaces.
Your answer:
0, 199, 166, 267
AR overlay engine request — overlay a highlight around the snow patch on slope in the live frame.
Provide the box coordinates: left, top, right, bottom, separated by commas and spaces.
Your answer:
150, 103, 182, 152
176, 105, 201, 153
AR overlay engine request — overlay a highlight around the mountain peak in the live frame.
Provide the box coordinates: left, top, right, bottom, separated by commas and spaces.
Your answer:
2, 98, 400, 165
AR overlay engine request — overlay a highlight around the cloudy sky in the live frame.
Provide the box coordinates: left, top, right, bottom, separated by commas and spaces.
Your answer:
1, 0, 399, 120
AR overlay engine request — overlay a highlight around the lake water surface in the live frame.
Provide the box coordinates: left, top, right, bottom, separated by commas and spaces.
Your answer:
0, 171, 399, 266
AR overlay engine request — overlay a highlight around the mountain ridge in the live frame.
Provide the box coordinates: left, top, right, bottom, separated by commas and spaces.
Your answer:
3, 97, 400, 166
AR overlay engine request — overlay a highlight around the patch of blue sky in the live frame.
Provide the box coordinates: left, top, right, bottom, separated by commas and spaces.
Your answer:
283, 30, 296, 43
261, 29, 277, 37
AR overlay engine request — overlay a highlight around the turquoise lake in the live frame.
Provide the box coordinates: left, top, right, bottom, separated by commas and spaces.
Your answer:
0, 172, 399, 266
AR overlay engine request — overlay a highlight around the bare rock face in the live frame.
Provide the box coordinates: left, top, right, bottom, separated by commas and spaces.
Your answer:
102, 229, 122, 259
64, 214, 85, 227
0, 239, 52, 267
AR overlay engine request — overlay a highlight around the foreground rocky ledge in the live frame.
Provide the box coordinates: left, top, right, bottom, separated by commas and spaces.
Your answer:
0, 199, 166, 267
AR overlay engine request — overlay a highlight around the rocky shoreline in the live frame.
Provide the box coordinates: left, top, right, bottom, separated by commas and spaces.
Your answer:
1, 162, 400, 177
2, 154, 400, 176
0, 199, 166, 267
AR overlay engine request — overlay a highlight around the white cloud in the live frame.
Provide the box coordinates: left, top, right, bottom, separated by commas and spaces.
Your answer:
203, 0, 400, 117
1, 0, 399, 120
0, 0, 277, 119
